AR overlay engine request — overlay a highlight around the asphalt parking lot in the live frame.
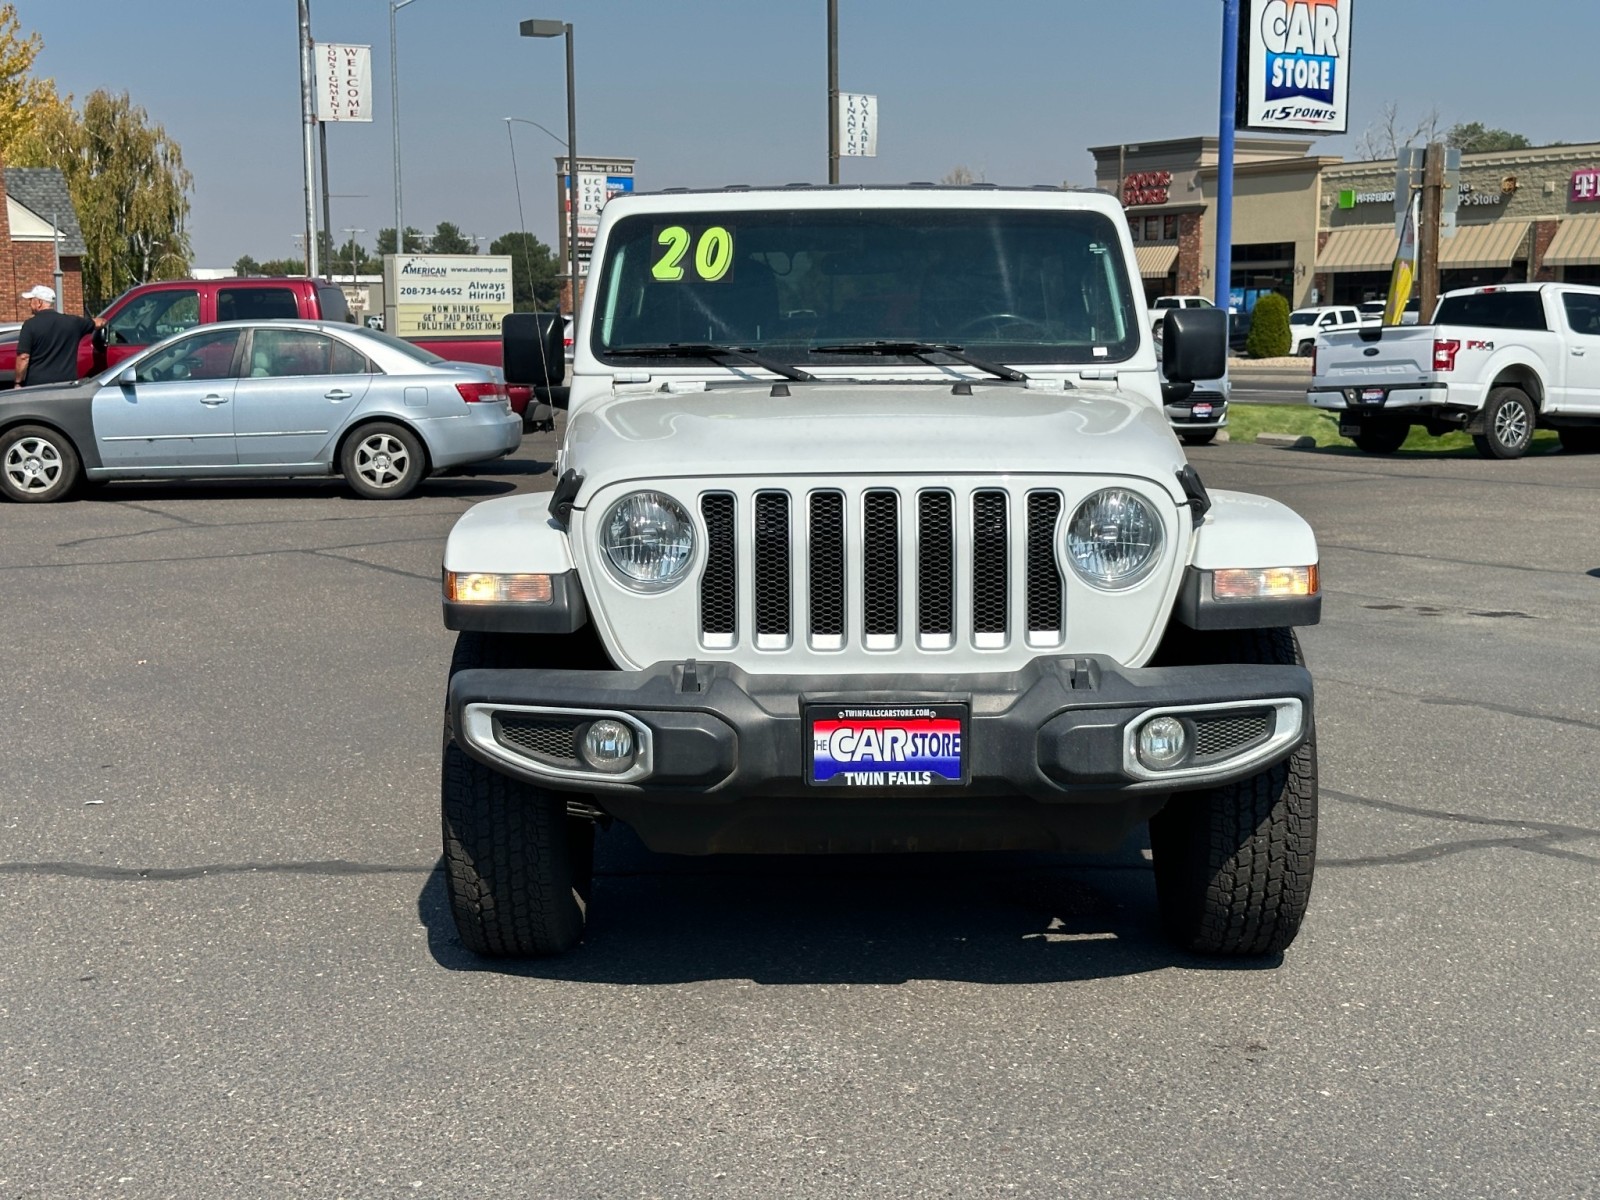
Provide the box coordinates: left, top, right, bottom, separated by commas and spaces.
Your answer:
2, 430, 1597, 1198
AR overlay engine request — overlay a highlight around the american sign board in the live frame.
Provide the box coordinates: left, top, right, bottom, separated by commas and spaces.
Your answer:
1237, 0, 1352, 135
382, 255, 514, 338
314, 43, 372, 123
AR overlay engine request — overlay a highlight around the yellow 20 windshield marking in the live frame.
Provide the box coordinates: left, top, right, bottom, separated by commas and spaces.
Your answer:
652, 226, 690, 281
652, 225, 734, 282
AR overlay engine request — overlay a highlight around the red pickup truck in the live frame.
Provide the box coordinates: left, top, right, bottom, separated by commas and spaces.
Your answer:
0, 276, 546, 424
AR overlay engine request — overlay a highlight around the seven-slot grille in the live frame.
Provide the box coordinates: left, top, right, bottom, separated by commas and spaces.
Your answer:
699, 486, 1065, 653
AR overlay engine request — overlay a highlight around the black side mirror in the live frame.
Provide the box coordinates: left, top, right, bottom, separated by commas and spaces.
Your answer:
1161, 307, 1228, 390
502, 311, 569, 409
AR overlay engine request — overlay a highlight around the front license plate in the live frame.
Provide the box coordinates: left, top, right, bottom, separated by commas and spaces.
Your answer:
1192, 403, 1213, 419
807, 703, 967, 788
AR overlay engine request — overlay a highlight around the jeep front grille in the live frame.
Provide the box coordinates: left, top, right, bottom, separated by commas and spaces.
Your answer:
697, 485, 1066, 654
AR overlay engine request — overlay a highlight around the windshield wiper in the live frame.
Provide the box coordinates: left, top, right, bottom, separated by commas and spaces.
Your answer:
811, 340, 1029, 383
607, 342, 816, 382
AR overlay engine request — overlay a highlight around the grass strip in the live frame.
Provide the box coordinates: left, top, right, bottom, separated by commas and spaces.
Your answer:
1225, 404, 1560, 457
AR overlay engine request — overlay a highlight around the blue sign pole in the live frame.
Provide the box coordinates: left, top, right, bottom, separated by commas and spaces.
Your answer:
1216, 0, 1239, 311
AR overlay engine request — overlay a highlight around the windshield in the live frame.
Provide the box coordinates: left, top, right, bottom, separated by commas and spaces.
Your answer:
591, 206, 1141, 366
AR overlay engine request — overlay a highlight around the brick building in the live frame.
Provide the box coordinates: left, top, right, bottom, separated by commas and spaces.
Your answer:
0, 160, 87, 321
1091, 136, 1600, 312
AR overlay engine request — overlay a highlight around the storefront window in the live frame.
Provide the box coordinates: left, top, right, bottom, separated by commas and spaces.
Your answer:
1163, 215, 1178, 240
1145, 217, 1161, 241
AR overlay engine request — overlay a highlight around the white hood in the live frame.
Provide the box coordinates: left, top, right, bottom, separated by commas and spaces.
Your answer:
564, 382, 1189, 504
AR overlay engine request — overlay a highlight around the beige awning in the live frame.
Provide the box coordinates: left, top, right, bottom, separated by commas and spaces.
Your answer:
1440, 220, 1530, 269
1318, 225, 1398, 273
1134, 243, 1179, 279
1544, 215, 1600, 267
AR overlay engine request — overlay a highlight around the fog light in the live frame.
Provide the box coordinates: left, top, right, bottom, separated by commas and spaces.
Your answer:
580, 719, 636, 774
1138, 716, 1188, 769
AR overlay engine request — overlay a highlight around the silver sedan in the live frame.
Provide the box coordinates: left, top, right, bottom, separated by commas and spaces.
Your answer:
0, 320, 521, 502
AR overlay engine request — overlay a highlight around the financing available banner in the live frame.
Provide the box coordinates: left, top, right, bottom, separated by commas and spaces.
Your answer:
1237, 0, 1353, 135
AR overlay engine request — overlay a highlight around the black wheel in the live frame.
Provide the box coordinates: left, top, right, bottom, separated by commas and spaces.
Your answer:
1181, 430, 1218, 446
440, 631, 599, 958
0, 424, 81, 503
1297, 340, 1315, 357
1472, 387, 1535, 460
1350, 419, 1408, 455
1148, 628, 1318, 957
1558, 426, 1600, 454
340, 421, 426, 498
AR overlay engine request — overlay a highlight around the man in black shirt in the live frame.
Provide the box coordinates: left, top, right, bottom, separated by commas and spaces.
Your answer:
15, 285, 107, 387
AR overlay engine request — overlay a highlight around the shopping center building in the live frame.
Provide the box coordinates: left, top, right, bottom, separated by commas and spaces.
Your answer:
1091, 136, 1600, 311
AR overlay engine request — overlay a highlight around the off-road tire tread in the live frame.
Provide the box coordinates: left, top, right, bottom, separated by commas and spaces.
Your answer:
1148, 627, 1318, 957
440, 630, 599, 958
441, 743, 585, 957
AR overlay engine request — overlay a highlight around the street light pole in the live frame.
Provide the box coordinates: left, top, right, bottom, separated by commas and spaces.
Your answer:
520, 18, 579, 309
343, 227, 365, 284
390, 0, 420, 257
297, 0, 320, 277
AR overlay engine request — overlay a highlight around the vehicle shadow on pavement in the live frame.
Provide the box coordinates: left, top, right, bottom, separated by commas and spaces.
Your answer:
416, 827, 1282, 984
79, 476, 532, 503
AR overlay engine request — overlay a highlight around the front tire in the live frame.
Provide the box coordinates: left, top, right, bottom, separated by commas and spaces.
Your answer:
440, 630, 603, 958
341, 421, 426, 499
1472, 387, 1535, 460
0, 424, 81, 503
1148, 628, 1318, 957
441, 743, 592, 958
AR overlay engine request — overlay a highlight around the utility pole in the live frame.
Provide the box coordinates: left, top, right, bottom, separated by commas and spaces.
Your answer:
297, 0, 320, 277
1417, 142, 1445, 322
827, 0, 839, 185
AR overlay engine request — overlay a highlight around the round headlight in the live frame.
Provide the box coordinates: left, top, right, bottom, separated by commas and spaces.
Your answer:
1065, 488, 1164, 590
600, 491, 695, 589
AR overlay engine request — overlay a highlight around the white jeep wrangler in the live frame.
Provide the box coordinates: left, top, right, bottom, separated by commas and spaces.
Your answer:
440, 185, 1322, 959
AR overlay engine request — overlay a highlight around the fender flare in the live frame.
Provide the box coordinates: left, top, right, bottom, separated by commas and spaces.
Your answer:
1178, 489, 1321, 629
442, 490, 588, 634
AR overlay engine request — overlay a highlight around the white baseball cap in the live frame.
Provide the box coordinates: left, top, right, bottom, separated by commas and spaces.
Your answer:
21, 284, 56, 303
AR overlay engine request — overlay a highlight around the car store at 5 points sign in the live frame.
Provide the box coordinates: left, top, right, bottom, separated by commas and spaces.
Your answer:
1238, 0, 1353, 135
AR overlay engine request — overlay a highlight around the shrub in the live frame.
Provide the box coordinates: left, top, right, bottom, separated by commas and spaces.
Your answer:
1246, 293, 1291, 359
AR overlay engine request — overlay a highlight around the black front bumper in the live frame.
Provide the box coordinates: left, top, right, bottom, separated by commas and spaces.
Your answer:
448, 655, 1313, 855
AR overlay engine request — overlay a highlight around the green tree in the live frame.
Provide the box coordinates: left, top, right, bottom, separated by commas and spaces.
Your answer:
15, 89, 193, 307
1245, 293, 1291, 360
429, 221, 473, 254
0, 3, 70, 160
234, 254, 262, 276
256, 257, 306, 277
375, 226, 427, 255
1446, 122, 1532, 154
490, 231, 561, 311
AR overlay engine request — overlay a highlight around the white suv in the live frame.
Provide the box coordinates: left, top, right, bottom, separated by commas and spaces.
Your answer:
440, 185, 1324, 962
1289, 306, 1364, 356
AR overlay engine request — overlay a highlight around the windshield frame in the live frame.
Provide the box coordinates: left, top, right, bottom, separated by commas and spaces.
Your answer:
588, 205, 1144, 370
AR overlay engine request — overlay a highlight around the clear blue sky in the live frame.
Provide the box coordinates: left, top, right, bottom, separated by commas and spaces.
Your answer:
21, 1, 1600, 268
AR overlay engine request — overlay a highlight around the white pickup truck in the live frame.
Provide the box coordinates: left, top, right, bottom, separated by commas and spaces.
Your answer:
1307, 283, 1600, 458
439, 185, 1323, 962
